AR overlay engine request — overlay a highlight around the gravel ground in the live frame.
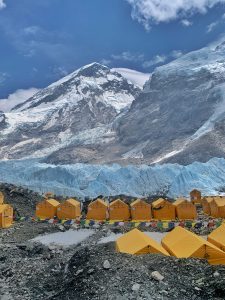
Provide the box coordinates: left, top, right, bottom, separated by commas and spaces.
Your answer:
1, 222, 225, 300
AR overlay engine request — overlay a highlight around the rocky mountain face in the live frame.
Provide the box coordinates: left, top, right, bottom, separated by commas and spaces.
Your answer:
116, 41, 225, 165
1, 40, 225, 165
0, 63, 140, 161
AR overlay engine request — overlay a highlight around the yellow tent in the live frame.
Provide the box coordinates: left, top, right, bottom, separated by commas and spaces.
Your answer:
0, 192, 4, 205
130, 199, 152, 221
152, 198, 176, 220
36, 199, 60, 219
173, 198, 197, 220
86, 199, 108, 220
161, 226, 225, 265
116, 228, 169, 256
209, 198, 225, 218
57, 198, 81, 220
0, 204, 13, 228
190, 189, 201, 204
202, 197, 214, 215
109, 199, 130, 221
208, 224, 225, 252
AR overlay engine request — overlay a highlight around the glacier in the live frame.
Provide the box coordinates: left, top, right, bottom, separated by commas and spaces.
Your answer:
0, 158, 225, 199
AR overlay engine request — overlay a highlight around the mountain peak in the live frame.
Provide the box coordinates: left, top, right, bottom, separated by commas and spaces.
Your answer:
76, 62, 109, 77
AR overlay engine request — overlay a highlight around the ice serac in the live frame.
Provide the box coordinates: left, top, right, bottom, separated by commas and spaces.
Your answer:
0, 63, 140, 161
117, 40, 225, 165
0, 158, 225, 198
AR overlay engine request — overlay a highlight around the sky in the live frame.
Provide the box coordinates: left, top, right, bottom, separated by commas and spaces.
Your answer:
0, 0, 225, 110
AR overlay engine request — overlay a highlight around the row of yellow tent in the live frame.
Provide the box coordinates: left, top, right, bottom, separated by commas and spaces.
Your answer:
0, 192, 13, 228
116, 224, 225, 265
87, 198, 197, 221
202, 196, 225, 218
36, 197, 197, 221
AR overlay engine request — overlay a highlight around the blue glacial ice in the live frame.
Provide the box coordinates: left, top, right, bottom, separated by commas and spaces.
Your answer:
0, 158, 225, 199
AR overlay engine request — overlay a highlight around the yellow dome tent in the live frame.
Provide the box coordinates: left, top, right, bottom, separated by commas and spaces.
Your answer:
57, 198, 81, 220
208, 224, 225, 252
173, 198, 197, 220
209, 198, 225, 218
116, 228, 169, 256
130, 199, 152, 221
36, 199, 60, 219
152, 198, 176, 220
109, 199, 130, 221
0, 204, 13, 228
161, 226, 225, 265
0, 192, 4, 205
202, 197, 214, 215
86, 199, 108, 220
190, 189, 201, 205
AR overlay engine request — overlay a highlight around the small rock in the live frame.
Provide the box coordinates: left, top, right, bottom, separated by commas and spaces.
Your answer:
151, 271, 164, 281
195, 287, 201, 291
87, 268, 95, 275
58, 225, 65, 232
132, 283, 140, 291
213, 271, 220, 277
103, 260, 111, 269
75, 269, 84, 276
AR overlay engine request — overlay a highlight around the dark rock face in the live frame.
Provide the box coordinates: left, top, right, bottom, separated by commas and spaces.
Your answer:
114, 43, 225, 165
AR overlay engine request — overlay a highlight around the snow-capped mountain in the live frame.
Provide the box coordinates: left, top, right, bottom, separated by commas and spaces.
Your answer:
0, 63, 140, 161
2, 39, 225, 165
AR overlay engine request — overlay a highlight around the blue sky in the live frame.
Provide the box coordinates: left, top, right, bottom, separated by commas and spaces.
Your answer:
0, 0, 225, 103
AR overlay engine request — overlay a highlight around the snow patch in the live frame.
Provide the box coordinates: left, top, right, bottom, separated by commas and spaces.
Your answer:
113, 68, 150, 88
32, 229, 94, 247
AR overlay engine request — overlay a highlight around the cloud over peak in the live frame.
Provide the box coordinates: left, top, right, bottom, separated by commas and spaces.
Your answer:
126, 0, 225, 29
0, 88, 40, 112
0, 0, 6, 10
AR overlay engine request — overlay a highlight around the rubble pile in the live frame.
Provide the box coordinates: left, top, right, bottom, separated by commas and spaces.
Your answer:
0, 183, 42, 216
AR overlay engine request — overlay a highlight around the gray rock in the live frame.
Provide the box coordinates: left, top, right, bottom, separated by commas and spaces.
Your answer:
103, 260, 111, 270
213, 271, 220, 277
151, 271, 164, 281
132, 283, 140, 291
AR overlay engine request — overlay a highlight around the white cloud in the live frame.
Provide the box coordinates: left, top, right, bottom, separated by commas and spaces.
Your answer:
207, 21, 219, 33
181, 19, 193, 26
0, 88, 40, 112
0, 72, 8, 85
100, 59, 111, 66
113, 68, 150, 87
126, 0, 225, 28
0, 0, 6, 10
171, 50, 183, 58
142, 54, 167, 68
23, 26, 40, 35
111, 51, 144, 62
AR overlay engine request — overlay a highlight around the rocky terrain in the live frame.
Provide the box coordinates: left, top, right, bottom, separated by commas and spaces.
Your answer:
1, 221, 225, 300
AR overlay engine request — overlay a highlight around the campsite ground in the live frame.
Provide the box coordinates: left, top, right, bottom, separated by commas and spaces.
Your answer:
1, 183, 225, 300
1, 223, 225, 300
